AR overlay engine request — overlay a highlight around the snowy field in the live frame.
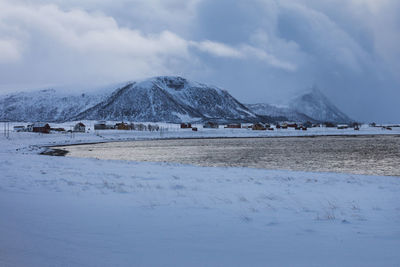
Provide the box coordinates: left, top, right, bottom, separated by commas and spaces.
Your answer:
1, 123, 400, 266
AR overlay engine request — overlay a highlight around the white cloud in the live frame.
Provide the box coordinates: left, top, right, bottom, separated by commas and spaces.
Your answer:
0, 0, 297, 89
0, 1, 197, 86
241, 45, 297, 71
0, 39, 21, 63
190, 40, 297, 71
190, 40, 243, 58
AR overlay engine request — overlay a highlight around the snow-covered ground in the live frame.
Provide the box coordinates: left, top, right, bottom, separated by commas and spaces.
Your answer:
1, 124, 400, 266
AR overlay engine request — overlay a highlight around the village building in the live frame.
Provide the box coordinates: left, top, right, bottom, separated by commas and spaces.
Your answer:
180, 123, 192, 129
51, 127, 66, 132
337, 124, 349, 129
303, 121, 313, 128
28, 123, 51, 133
225, 123, 241, 129
203, 122, 219, 129
13, 126, 25, 132
115, 122, 130, 130
280, 123, 288, 129
74, 122, 86, 132
324, 122, 336, 128
252, 123, 266, 131
94, 121, 108, 130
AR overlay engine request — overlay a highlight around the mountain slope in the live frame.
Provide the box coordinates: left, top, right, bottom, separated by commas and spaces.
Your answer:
0, 76, 265, 123
246, 87, 352, 123
0, 88, 106, 122
0, 78, 351, 124
246, 103, 314, 122
289, 87, 352, 123
74, 76, 260, 123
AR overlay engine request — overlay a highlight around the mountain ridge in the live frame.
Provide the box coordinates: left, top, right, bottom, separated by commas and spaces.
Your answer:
0, 76, 352, 124
246, 87, 353, 124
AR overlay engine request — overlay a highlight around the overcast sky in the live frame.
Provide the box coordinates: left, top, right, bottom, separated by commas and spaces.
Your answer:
0, 0, 399, 122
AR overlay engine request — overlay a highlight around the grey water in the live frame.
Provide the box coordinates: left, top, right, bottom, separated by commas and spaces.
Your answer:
54, 135, 400, 176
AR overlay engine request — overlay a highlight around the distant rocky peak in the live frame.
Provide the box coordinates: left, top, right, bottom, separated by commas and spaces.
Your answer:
289, 85, 352, 123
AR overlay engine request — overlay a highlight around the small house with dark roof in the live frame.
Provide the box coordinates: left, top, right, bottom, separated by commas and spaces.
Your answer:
29, 123, 51, 133
225, 123, 241, 129
180, 123, 192, 129
252, 123, 266, 131
115, 122, 130, 130
203, 122, 219, 129
74, 122, 86, 132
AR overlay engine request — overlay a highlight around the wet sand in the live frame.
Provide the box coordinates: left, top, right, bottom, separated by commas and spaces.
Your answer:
53, 135, 400, 176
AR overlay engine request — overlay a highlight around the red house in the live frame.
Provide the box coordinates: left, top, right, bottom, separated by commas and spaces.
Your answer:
31, 123, 51, 133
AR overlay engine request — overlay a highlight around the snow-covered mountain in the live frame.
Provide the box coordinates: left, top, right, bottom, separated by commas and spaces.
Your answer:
289, 87, 352, 123
247, 87, 352, 123
74, 76, 262, 123
0, 78, 351, 124
0, 76, 266, 123
0, 88, 107, 122
246, 103, 314, 122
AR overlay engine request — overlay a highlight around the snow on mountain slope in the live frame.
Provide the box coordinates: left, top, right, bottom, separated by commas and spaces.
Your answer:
0, 77, 350, 124
0, 77, 261, 123
0, 88, 107, 122
74, 76, 261, 123
246, 103, 314, 122
247, 87, 352, 123
153, 77, 257, 121
289, 87, 352, 123
74, 81, 203, 122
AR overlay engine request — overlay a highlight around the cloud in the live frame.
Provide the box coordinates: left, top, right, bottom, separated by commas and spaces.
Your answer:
0, 39, 21, 63
190, 40, 243, 58
190, 40, 297, 71
241, 45, 297, 71
0, 0, 294, 89
0, 0, 399, 121
0, 1, 192, 85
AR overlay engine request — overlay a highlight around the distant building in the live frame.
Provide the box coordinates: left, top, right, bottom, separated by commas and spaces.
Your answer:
337, 124, 349, 130
115, 122, 130, 130
225, 123, 241, 129
51, 127, 66, 132
180, 123, 192, 129
203, 122, 219, 129
303, 121, 313, 128
94, 121, 108, 130
324, 122, 336, 128
252, 123, 266, 131
13, 126, 25, 132
74, 122, 86, 132
29, 123, 50, 133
